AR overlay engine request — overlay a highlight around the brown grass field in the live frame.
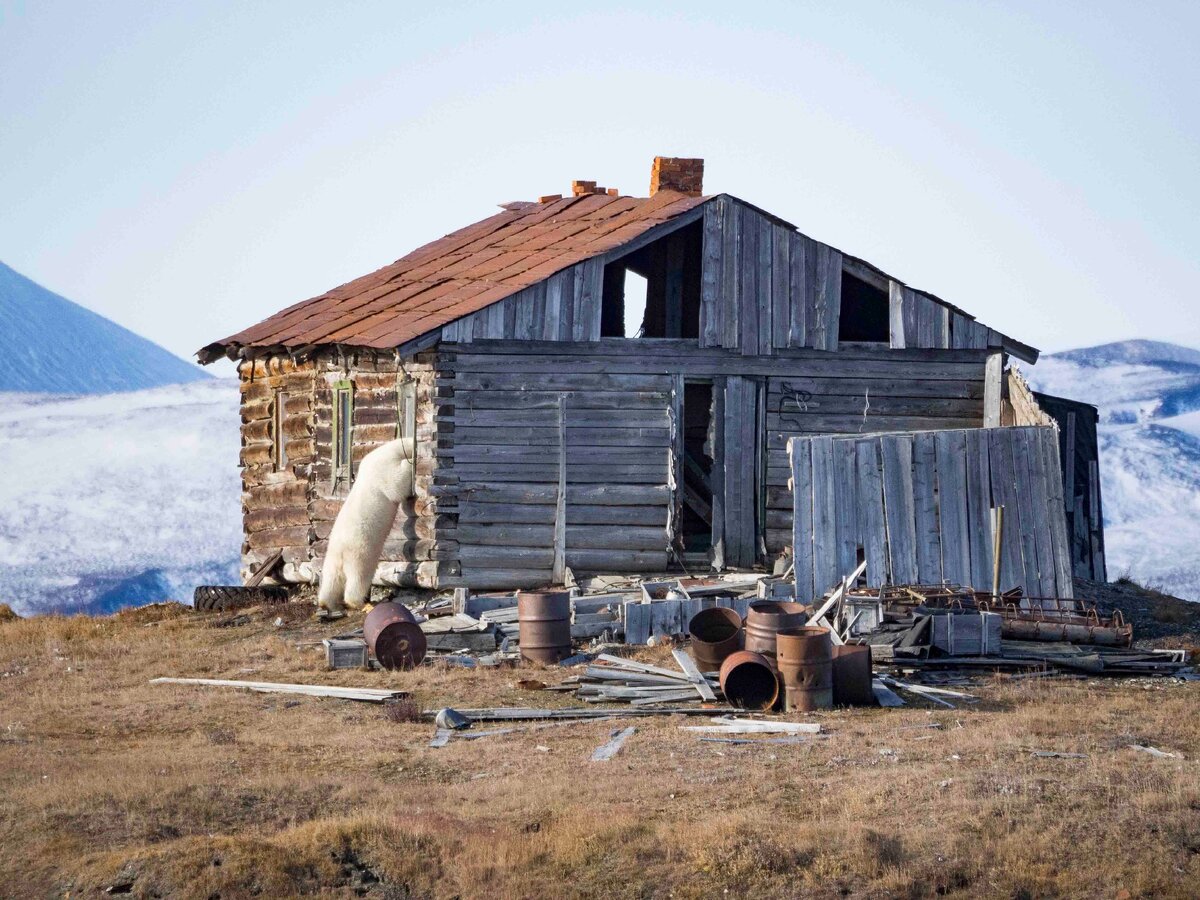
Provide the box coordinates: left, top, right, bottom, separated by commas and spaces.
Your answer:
1, 599, 1198, 899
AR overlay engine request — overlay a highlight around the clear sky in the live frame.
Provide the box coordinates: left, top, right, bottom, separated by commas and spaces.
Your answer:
2, 1, 1197, 373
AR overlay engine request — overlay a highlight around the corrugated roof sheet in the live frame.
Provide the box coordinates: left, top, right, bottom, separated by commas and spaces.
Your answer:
200, 190, 708, 360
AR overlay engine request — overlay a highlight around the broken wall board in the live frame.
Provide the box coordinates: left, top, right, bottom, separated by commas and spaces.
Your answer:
787, 426, 1073, 600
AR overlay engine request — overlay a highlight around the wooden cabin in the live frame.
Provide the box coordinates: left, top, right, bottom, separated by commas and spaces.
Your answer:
198, 157, 1104, 593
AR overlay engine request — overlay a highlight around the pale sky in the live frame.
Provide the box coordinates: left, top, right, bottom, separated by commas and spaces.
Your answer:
2, 1, 1197, 374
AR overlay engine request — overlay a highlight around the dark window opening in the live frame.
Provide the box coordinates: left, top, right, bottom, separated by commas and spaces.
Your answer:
838, 271, 890, 343
680, 380, 715, 553
600, 220, 703, 339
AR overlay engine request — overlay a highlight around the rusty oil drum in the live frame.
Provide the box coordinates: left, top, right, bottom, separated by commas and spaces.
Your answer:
718, 650, 780, 711
745, 601, 808, 659
776, 626, 833, 712
687, 606, 743, 673
364, 601, 427, 671
832, 643, 874, 707
517, 589, 572, 664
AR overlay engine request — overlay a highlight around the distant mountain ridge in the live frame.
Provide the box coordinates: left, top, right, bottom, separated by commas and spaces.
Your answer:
1030, 339, 1200, 601
0, 260, 208, 393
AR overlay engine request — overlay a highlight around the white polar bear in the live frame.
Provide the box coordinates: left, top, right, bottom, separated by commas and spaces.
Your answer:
317, 437, 415, 613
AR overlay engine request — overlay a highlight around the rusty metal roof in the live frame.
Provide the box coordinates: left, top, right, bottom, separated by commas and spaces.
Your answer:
199, 190, 708, 361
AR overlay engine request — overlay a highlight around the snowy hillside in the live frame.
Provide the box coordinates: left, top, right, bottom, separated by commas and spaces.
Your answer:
0, 261, 209, 393
0, 380, 241, 615
1029, 339, 1200, 601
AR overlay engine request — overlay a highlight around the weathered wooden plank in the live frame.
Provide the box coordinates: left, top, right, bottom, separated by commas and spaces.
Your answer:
452, 426, 672, 448
771, 224, 791, 351
710, 376, 726, 569
552, 395, 567, 584
458, 502, 668, 527
460, 483, 670, 506
700, 200, 723, 347
983, 352, 1004, 428
880, 435, 918, 584
1038, 426, 1075, 598
457, 524, 667, 551
720, 197, 741, 350
963, 428, 994, 591
454, 464, 667, 484
739, 203, 760, 357
447, 408, 670, 428
831, 434, 858, 578
987, 426, 1025, 593
854, 438, 888, 587
811, 243, 842, 351
888, 281, 907, 349
450, 372, 674, 392
787, 231, 809, 349
1016, 426, 1057, 598
810, 436, 838, 593
789, 436, 815, 603
723, 376, 757, 567
911, 431, 942, 583
934, 429, 971, 587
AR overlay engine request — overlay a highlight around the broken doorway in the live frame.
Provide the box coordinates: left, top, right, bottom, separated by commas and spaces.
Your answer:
680, 380, 715, 556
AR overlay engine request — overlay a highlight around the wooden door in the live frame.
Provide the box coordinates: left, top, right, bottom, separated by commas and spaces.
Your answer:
715, 375, 761, 569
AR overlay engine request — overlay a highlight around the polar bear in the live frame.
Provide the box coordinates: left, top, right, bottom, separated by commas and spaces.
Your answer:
317, 438, 415, 614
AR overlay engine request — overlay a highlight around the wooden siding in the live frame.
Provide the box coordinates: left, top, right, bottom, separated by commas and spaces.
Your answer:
789, 426, 1075, 604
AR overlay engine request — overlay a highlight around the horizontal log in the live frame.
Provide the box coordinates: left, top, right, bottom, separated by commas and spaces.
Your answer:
247, 525, 311, 550
454, 465, 667, 485
456, 546, 555, 569
451, 446, 670, 465
460, 483, 670, 506
442, 390, 669, 411
566, 549, 669, 572
457, 524, 667, 550
446, 351, 984, 381
241, 420, 271, 443
765, 394, 982, 418
453, 426, 672, 448
244, 506, 308, 531
449, 373, 674, 393
446, 409, 669, 428
243, 481, 308, 510
241, 445, 274, 467
458, 503, 668, 527
458, 568, 554, 590
441, 338, 989, 365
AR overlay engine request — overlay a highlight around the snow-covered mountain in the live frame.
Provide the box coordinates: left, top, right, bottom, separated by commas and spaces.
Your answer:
0, 381, 241, 615
1028, 340, 1200, 601
0, 261, 209, 393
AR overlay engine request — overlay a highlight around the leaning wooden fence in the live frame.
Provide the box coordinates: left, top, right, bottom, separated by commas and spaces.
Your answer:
787, 426, 1073, 604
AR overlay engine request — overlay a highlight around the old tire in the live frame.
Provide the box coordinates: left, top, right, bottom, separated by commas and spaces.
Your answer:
193, 585, 290, 612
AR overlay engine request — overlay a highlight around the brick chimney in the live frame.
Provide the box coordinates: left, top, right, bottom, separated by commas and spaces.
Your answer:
649, 156, 704, 196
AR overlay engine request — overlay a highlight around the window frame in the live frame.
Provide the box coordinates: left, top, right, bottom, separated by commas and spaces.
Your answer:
332, 379, 354, 485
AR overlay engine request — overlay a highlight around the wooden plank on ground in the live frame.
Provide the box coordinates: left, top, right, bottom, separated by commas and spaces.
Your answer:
591, 726, 637, 761
671, 649, 718, 701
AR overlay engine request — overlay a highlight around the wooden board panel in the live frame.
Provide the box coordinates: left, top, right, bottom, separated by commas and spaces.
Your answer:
934, 429, 971, 586
963, 428, 995, 592
722, 376, 758, 567
854, 438, 888, 586
810, 436, 838, 593
789, 436, 815, 603
880, 435, 918, 584
911, 431, 942, 582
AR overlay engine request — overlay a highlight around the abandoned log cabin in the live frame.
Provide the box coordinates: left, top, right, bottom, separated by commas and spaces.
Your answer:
198, 156, 1105, 595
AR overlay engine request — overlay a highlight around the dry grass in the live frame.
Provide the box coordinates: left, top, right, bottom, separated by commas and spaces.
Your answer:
1, 603, 1198, 899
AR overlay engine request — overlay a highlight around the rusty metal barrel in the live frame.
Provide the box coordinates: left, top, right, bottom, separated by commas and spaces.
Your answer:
718, 650, 780, 711
776, 626, 833, 712
517, 590, 572, 664
745, 601, 808, 659
364, 602, 427, 671
687, 607, 743, 673
831, 643, 874, 707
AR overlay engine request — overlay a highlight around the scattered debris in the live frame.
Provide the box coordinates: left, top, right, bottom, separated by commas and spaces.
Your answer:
680, 717, 821, 735
151, 677, 406, 703
1130, 744, 1185, 760
591, 726, 636, 761
1029, 750, 1088, 759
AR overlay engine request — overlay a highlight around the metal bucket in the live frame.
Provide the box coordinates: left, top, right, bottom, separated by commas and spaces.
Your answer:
718, 650, 780, 711
517, 590, 572, 664
776, 626, 833, 712
832, 643, 874, 707
745, 601, 808, 658
687, 607, 743, 673
364, 602, 427, 671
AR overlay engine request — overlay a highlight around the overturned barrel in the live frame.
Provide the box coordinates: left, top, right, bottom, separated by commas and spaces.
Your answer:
517, 590, 572, 664
776, 626, 833, 712
745, 601, 808, 659
687, 607, 743, 673
718, 650, 781, 711
832, 643, 874, 707
364, 602, 427, 671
